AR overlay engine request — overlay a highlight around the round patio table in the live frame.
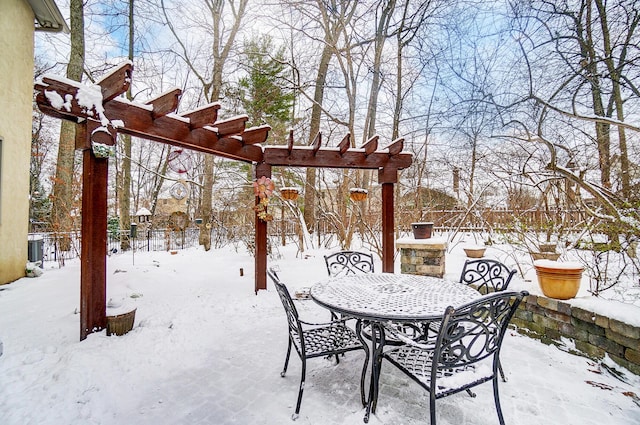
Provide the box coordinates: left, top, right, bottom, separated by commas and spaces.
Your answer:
310, 273, 481, 423
310, 273, 480, 322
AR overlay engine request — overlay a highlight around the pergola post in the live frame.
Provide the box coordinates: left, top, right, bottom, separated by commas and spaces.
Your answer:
379, 168, 398, 273
254, 163, 272, 293
78, 121, 113, 340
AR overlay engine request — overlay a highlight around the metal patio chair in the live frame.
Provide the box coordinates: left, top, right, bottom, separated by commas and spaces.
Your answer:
457, 259, 517, 382
380, 291, 528, 425
267, 269, 366, 420
324, 250, 375, 278
324, 250, 375, 322
459, 259, 517, 294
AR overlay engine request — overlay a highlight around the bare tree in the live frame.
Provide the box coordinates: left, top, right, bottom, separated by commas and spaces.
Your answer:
509, 0, 640, 200
160, 0, 248, 250
118, 0, 136, 250
51, 0, 85, 242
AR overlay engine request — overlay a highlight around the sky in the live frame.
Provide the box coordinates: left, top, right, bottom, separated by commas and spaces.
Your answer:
1, 237, 639, 424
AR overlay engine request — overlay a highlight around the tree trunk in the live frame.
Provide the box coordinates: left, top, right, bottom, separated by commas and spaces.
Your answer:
584, 1, 611, 190
159, 0, 248, 251
198, 155, 214, 250
595, 0, 633, 199
303, 42, 333, 233
364, 0, 395, 141
51, 0, 84, 236
119, 0, 135, 251
119, 134, 132, 250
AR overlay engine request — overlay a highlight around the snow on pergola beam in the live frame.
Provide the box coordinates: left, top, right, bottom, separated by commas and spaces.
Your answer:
35, 62, 413, 173
35, 63, 267, 163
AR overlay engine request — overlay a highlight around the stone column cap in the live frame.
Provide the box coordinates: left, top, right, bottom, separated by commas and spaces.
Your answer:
396, 237, 448, 250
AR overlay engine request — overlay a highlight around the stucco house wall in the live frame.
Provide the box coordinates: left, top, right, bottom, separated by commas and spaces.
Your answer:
0, 0, 36, 284
0, 0, 67, 284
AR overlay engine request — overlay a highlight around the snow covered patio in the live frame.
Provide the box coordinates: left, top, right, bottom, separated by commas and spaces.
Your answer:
1, 244, 639, 424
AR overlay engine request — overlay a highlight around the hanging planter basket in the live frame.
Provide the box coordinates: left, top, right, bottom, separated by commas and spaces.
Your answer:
280, 187, 300, 201
349, 188, 368, 202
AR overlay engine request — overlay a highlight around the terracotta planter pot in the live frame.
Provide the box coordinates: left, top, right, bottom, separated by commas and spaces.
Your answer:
538, 243, 557, 253
534, 260, 583, 300
411, 222, 433, 239
464, 247, 486, 258
530, 252, 561, 261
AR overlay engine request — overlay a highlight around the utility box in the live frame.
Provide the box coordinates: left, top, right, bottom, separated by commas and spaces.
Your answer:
27, 235, 44, 267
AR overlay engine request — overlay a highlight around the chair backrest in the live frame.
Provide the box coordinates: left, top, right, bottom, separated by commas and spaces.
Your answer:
267, 268, 303, 342
433, 291, 527, 374
324, 251, 375, 277
459, 259, 516, 293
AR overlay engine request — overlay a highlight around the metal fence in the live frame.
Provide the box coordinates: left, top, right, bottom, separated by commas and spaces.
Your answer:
27, 208, 598, 264
29, 228, 202, 264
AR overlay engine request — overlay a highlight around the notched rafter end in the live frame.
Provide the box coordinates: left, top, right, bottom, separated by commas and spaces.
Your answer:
360, 135, 379, 156
145, 88, 182, 119
96, 62, 133, 102
337, 133, 351, 155
180, 103, 221, 129
385, 138, 404, 156
242, 125, 271, 145
216, 115, 249, 137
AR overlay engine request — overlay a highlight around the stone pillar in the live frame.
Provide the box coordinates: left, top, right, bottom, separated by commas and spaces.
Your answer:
396, 237, 447, 278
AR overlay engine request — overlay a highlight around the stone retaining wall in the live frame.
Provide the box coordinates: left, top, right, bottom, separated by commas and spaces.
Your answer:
511, 294, 640, 375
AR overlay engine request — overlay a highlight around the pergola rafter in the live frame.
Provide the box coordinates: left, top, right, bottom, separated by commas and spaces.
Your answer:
34, 62, 413, 341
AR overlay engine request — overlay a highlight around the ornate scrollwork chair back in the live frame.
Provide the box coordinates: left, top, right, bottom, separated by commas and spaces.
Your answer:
459, 259, 517, 294
436, 292, 522, 370
324, 251, 375, 278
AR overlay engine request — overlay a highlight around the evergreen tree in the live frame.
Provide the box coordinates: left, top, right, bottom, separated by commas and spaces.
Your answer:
239, 36, 294, 142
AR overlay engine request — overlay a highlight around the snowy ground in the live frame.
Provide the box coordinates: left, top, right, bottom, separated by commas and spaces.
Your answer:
1, 240, 639, 424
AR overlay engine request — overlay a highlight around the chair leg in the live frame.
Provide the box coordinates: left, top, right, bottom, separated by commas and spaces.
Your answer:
293, 358, 307, 420
493, 376, 506, 425
429, 392, 437, 425
465, 389, 476, 397
281, 338, 292, 378
498, 360, 507, 382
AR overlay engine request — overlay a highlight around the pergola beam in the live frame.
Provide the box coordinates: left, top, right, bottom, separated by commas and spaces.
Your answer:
262, 144, 412, 170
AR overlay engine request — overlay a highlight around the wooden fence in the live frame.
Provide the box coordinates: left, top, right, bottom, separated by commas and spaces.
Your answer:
300, 208, 592, 234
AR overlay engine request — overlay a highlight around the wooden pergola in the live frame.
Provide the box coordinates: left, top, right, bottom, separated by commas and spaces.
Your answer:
34, 62, 413, 340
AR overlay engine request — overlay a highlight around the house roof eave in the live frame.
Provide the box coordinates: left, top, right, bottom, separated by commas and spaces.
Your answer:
27, 0, 70, 34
